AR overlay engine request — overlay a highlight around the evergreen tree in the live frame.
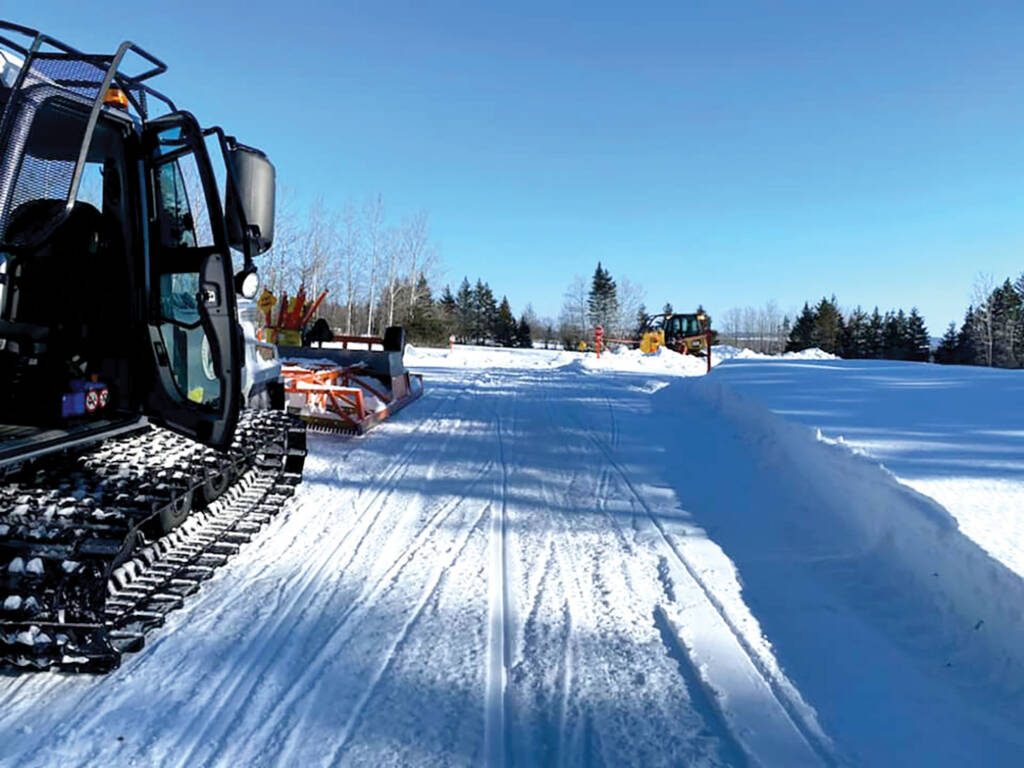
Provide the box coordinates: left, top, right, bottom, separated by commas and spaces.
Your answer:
587, 262, 618, 329
455, 277, 474, 342
438, 285, 457, 340
439, 285, 456, 317
811, 296, 845, 355
867, 307, 885, 358
1013, 274, 1024, 364
516, 315, 533, 349
882, 310, 911, 360
844, 307, 871, 359
906, 307, 930, 362
472, 280, 498, 343
956, 306, 977, 365
496, 296, 516, 347
935, 322, 959, 364
990, 279, 1022, 368
786, 302, 815, 352
405, 275, 444, 345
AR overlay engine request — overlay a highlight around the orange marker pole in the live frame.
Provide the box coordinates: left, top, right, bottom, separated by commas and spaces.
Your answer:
300, 289, 329, 328
277, 293, 289, 329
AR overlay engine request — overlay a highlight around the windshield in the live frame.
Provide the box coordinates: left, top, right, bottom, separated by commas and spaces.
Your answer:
667, 315, 701, 336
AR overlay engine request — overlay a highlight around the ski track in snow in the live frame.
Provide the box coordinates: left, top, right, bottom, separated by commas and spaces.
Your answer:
573, 400, 828, 765
483, 404, 512, 768
3, 347, 1024, 766
169, 384, 476, 768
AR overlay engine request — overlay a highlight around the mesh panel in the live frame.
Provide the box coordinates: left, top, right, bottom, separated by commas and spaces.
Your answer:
27, 55, 108, 101
0, 53, 113, 246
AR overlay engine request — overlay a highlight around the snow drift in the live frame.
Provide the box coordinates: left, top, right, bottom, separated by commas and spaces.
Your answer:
690, 373, 1024, 698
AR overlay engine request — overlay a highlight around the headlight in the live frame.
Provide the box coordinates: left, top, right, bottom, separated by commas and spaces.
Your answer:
235, 267, 260, 299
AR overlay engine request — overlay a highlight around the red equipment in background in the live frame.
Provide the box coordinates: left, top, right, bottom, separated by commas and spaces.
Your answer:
259, 285, 425, 434
258, 285, 329, 347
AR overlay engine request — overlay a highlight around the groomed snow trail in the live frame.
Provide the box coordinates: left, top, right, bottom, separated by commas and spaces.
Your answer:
0, 364, 770, 767
2, 348, 1023, 766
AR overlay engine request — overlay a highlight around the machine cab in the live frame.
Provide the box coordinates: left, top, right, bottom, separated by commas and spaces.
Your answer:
664, 314, 701, 338
0, 28, 273, 454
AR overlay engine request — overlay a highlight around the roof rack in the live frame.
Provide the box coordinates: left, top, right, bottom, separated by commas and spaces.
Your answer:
0, 20, 176, 119
0, 21, 184, 249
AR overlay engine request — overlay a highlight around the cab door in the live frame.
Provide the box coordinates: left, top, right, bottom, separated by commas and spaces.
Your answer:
141, 112, 240, 447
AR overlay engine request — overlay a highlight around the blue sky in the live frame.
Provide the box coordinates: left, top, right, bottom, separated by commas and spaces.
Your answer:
14, 1, 1024, 330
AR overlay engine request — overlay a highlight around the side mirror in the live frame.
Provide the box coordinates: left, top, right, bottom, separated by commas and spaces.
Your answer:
226, 144, 275, 255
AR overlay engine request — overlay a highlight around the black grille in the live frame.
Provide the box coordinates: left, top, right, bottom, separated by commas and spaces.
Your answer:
25, 54, 109, 101
0, 54, 111, 246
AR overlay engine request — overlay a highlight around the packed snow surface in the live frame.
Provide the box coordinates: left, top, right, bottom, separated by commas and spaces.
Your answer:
2, 345, 1023, 766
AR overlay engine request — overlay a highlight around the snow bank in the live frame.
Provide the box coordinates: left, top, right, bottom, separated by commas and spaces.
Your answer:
686, 371, 1024, 702
782, 347, 837, 360
578, 343, 835, 376
711, 359, 1024, 580
580, 345, 711, 376
405, 342, 834, 376
713, 344, 836, 362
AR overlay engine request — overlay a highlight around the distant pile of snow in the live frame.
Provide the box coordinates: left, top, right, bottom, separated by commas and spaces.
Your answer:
404, 343, 578, 370
580, 345, 710, 376
713, 344, 837, 362
581, 343, 835, 376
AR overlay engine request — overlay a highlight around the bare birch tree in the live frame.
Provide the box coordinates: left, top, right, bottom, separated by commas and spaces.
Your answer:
401, 211, 436, 315
363, 194, 385, 335
297, 196, 334, 299
336, 202, 361, 334
562, 275, 589, 332
260, 185, 303, 299
972, 273, 997, 367
615, 276, 644, 337
383, 224, 402, 328
719, 302, 786, 353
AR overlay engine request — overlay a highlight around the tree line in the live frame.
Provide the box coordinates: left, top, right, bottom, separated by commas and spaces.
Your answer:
435, 260, 668, 351
437, 278, 534, 348
257, 190, 549, 348
258, 195, 691, 351
253, 188, 1024, 365
259, 192, 441, 339
784, 297, 930, 360
788, 273, 1024, 367
934, 274, 1024, 367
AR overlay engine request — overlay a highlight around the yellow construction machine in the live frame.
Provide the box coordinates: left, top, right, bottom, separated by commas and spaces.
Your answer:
638, 309, 714, 356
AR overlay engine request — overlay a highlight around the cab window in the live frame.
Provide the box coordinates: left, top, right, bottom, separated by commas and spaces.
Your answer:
149, 129, 222, 408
